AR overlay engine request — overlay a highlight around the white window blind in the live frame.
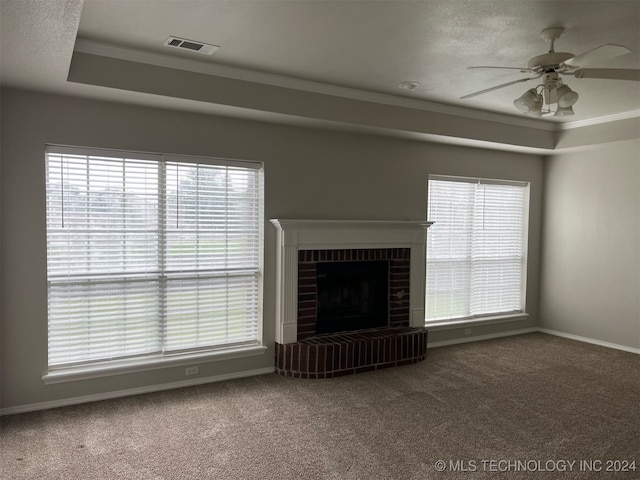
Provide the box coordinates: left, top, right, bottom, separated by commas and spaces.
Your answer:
426, 175, 529, 322
45, 146, 263, 368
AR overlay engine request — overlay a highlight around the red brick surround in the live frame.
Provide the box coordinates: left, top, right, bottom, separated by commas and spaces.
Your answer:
273, 247, 428, 379
297, 248, 410, 339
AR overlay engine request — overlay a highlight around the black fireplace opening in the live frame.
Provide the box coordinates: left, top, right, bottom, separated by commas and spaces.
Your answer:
316, 260, 389, 334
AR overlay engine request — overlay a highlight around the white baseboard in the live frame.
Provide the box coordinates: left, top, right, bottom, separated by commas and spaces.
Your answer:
427, 327, 538, 348
427, 325, 640, 354
537, 328, 640, 354
0, 367, 275, 416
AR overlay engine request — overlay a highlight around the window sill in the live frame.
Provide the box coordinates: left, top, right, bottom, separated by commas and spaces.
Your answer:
424, 313, 530, 331
42, 344, 268, 385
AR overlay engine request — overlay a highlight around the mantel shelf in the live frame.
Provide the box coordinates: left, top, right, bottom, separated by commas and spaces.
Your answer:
270, 219, 433, 231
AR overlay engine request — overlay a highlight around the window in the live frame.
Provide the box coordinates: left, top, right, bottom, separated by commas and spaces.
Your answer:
426, 175, 529, 322
45, 146, 263, 369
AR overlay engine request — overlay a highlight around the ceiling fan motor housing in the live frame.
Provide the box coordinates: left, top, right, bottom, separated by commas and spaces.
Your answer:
527, 52, 575, 70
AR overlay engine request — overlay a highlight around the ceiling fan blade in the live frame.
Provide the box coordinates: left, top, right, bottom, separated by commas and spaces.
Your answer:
563, 44, 632, 68
460, 75, 542, 99
468, 66, 535, 72
572, 68, 640, 81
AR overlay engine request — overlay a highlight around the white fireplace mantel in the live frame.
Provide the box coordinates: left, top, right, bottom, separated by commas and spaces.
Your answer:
270, 219, 433, 344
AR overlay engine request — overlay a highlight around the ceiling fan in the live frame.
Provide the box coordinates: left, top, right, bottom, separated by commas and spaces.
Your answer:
461, 27, 640, 117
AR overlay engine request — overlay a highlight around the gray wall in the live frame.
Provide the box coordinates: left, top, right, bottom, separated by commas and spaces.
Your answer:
1, 88, 542, 410
540, 139, 640, 349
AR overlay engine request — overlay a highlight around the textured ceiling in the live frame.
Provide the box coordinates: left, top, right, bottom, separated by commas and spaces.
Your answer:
1, 0, 639, 130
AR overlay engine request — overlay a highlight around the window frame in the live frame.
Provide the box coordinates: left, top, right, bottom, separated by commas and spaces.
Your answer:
43, 145, 266, 383
425, 174, 530, 327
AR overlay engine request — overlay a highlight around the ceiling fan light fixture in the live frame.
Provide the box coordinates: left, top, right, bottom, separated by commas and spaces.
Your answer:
556, 84, 579, 107
528, 100, 543, 117
513, 89, 542, 114
554, 105, 575, 116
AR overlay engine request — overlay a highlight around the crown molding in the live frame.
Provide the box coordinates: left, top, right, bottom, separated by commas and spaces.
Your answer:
558, 109, 640, 130
73, 38, 556, 132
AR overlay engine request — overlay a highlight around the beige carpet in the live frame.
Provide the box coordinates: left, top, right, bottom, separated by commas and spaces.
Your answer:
1, 333, 639, 479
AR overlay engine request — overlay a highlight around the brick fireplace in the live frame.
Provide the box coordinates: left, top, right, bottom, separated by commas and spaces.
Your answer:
270, 220, 432, 378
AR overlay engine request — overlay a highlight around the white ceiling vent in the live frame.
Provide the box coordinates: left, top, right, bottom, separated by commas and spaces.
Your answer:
164, 36, 219, 55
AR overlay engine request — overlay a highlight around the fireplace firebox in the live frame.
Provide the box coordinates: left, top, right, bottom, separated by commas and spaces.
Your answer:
317, 260, 389, 334
297, 248, 412, 340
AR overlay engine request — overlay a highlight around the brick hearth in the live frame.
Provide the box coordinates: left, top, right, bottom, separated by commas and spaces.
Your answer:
275, 327, 428, 378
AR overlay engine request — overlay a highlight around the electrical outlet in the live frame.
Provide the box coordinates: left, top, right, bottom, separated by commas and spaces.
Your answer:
185, 366, 198, 376
464, 328, 472, 336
